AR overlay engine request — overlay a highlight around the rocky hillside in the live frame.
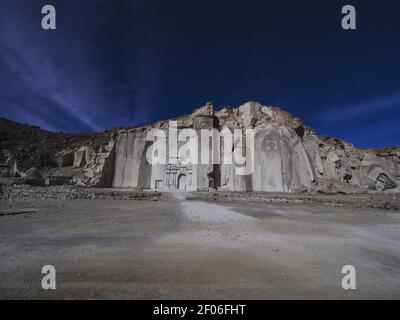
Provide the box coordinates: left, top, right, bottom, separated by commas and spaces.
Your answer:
0, 118, 113, 170
1, 102, 399, 192
0, 117, 117, 187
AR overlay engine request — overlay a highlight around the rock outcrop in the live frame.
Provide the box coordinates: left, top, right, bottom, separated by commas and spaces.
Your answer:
0, 117, 117, 187
1, 101, 399, 193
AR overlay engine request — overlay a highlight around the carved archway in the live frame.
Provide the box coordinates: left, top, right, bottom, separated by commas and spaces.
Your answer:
177, 174, 187, 190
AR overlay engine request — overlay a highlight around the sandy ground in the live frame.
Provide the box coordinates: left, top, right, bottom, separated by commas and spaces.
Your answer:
0, 192, 400, 299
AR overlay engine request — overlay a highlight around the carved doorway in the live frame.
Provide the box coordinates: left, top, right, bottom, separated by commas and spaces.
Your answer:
177, 174, 187, 190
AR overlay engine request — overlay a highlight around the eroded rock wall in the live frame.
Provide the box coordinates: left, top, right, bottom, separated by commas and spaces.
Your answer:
72, 140, 116, 187
302, 132, 400, 192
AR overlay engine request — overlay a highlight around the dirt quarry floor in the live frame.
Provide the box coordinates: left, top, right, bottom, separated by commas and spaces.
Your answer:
1, 191, 400, 299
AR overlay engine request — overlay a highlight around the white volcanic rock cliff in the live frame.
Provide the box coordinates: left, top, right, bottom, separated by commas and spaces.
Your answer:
1, 102, 399, 193
109, 101, 400, 192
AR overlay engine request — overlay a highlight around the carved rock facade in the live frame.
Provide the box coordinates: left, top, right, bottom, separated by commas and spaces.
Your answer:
1, 102, 399, 192
110, 102, 399, 192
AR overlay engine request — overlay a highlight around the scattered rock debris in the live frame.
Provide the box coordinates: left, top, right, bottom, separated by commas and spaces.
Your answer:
0, 185, 161, 201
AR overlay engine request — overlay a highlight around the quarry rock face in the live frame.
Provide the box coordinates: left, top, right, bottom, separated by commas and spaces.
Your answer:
1, 101, 399, 193
112, 129, 151, 189
72, 141, 116, 187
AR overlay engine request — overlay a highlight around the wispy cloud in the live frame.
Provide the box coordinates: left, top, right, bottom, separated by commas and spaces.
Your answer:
313, 92, 400, 122
0, 1, 159, 132
0, 6, 101, 132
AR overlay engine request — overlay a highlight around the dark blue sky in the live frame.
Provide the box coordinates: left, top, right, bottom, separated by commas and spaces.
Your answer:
0, 0, 399, 147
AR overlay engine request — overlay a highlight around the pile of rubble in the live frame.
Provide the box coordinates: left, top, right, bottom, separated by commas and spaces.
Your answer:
0, 185, 161, 201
